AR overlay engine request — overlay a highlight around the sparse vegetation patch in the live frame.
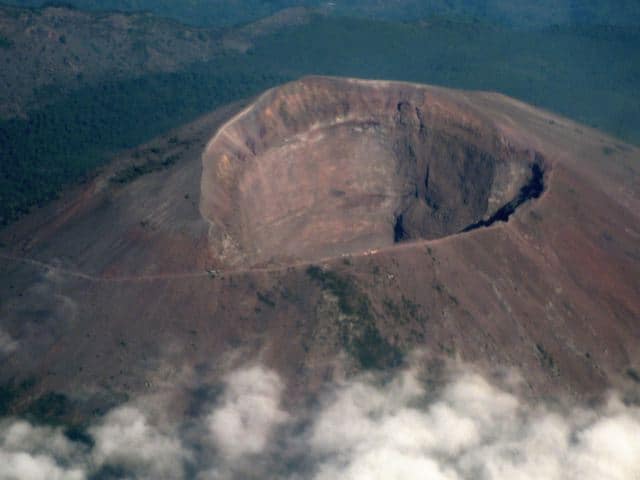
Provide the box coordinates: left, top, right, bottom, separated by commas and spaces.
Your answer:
307, 265, 403, 369
536, 343, 559, 375
110, 154, 180, 184
627, 367, 640, 384
256, 290, 276, 307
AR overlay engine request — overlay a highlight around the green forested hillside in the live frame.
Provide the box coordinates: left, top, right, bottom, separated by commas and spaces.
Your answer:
0, 57, 286, 223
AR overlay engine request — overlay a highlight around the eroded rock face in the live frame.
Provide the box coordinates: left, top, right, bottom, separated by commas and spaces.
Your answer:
201, 77, 545, 267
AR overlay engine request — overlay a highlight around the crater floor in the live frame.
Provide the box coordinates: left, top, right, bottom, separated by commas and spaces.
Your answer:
201, 77, 547, 267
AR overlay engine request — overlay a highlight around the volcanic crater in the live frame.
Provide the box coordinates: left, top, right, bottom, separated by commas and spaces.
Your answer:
201, 77, 547, 267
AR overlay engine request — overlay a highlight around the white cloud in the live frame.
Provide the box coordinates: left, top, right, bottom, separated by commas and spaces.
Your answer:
0, 420, 86, 480
1, 361, 639, 480
306, 366, 640, 480
0, 405, 189, 480
90, 405, 188, 479
568, 408, 640, 480
206, 365, 288, 459
0, 451, 84, 480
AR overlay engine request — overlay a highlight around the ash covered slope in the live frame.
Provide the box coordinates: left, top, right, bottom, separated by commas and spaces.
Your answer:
0, 77, 639, 420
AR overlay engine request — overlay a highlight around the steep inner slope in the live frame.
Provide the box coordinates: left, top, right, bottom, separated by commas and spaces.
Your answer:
201, 77, 546, 267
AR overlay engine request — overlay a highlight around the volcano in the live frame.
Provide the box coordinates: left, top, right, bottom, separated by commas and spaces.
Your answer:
0, 77, 639, 420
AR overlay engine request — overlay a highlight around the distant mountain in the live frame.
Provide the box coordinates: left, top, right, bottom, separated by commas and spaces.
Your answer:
0, 5, 224, 118
0, 4, 317, 117
0, 0, 300, 27
2, 0, 640, 28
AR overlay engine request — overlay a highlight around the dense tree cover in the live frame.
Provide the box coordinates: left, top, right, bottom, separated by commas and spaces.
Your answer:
252, 16, 640, 141
0, 56, 287, 223
1, 15, 638, 225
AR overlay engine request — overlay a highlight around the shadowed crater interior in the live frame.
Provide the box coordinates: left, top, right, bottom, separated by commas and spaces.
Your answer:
200, 77, 546, 267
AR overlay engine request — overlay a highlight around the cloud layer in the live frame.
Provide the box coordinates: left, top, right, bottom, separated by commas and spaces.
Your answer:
90, 405, 189, 479
207, 365, 288, 459
307, 369, 640, 480
1, 363, 639, 480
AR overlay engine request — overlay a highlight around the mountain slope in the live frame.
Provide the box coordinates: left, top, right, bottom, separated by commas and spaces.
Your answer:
0, 78, 638, 423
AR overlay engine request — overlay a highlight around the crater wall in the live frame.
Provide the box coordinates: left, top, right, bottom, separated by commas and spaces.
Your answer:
201, 77, 546, 267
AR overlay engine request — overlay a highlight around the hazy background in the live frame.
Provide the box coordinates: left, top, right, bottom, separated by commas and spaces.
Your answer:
4, 0, 640, 28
